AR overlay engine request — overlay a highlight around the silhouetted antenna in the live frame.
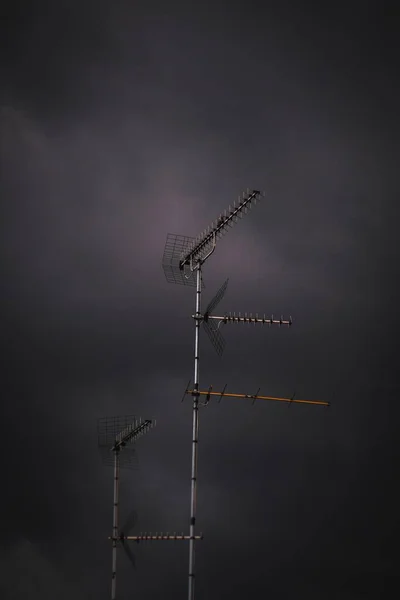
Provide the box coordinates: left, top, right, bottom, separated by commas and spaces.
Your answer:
98, 415, 146, 469
98, 416, 204, 599
162, 188, 290, 600
97, 416, 156, 600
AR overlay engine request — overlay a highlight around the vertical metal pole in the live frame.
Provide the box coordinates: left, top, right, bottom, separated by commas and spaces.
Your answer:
111, 449, 120, 600
188, 263, 201, 600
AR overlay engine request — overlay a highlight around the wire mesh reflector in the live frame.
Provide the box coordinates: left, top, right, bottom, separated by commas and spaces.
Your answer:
97, 415, 139, 469
162, 234, 205, 287
203, 320, 225, 356
204, 278, 229, 317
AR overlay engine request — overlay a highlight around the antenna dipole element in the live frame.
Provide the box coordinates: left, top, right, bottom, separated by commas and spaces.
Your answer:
179, 190, 263, 269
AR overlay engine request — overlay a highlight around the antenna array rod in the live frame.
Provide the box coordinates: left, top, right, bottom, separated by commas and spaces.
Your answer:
110, 534, 204, 541
180, 190, 261, 268
207, 314, 292, 326
185, 388, 329, 407
111, 419, 154, 452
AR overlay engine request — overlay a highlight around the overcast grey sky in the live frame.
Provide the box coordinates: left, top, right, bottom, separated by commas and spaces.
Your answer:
1, 1, 399, 598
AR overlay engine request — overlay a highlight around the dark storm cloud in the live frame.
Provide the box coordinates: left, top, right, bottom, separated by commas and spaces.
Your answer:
1, 2, 399, 598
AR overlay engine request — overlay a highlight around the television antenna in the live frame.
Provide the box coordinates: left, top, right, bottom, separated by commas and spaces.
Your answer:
98, 415, 203, 600
98, 415, 155, 600
162, 189, 295, 600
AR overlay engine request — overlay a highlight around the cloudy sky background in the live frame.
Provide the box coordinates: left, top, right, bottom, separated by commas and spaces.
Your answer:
1, 1, 399, 598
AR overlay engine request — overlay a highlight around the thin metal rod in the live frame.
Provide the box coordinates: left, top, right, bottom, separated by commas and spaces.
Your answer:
113, 534, 204, 541
111, 449, 120, 600
189, 263, 201, 600
208, 314, 292, 326
186, 389, 329, 407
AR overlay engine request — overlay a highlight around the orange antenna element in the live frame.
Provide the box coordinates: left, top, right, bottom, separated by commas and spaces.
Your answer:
184, 387, 329, 407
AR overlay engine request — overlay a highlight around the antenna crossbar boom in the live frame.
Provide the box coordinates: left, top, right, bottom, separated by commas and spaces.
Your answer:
185, 388, 329, 407
110, 534, 204, 542
206, 314, 292, 326
111, 419, 154, 452
179, 190, 262, 269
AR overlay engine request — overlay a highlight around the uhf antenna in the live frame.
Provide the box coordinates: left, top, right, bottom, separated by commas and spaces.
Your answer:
202, 277, 292, 356
162, 189, 291, 600
97, 415, 155, 600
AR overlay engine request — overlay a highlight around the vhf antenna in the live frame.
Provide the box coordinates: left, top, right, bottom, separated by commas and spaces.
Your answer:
97, 415, 156, 600
182, 382, 330, 407
162, 189, 291, 600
